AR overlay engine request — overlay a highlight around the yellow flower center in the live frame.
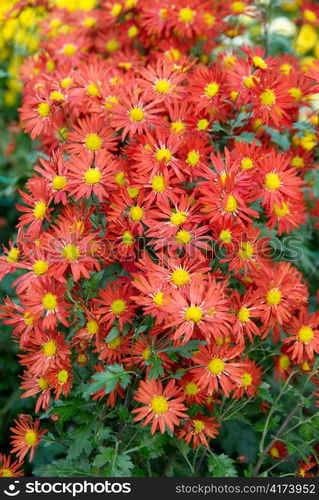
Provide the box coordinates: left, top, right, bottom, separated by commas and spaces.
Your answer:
87, 82, 100, 97
106, 39, 119, 52
151, 395, 169, 414
253, 56, 267, 69
205, 82, 219, 98
175, 230, 192, 245
52, 175, 67, 190
130, 107, 144, 122
50, 91, 64, 102
274, 201, 290, 217
42, 340, 57, 357
185, 382, 198, 395
24, 312, 34, 326
61, 77, 73, 89
156, 148, 172, 163
1, 469, 13, 477
238, 307, 250, 322
197, 118, 209, 130
38, 377, 49, 390
241, 157, 253, 170
84, 168, 102, 185
105, 96, 119, 109
279, 354, 290, 370
238, 242, 254, 260
115, 171, 126, 186
270, 447, 279, 458
42, 293, 58, 310
224, 194, 238, 212
57, 369, 68, 384
62, 43, 76, 56
208, 358, 225, 375
85, 134, 102, 151
185, 306, 203, 323
170, 211, 187, 226
151, 175, 166, 192
231, 1, 245, 13
122, 231, 134, 246
153, 291, 165, 306
297, 326, 314, 343
155, 79, 171, 94
244, 76, 256, 88
86, 319, 99, 335
6, 247, 20, 263
265, 172, 281, 191
171, 269, 190, 287
193, 419, 205, 432
142, 347, 151, 360
33, 260, 49, 275
179, 7, 194, 23
304, 9, 317, 23
33, 201, 47, 219
260, 88, 276, 106
37, 102, 50, 117
127, 26, 138, 38
110, 299, 127, 315
289, 87, 303, 100
108, 335, 122, 349
291, 156, 304, 168
128, 187, 140, 198
241, 372, 253, 386
62, 244, 80, 261
83, 16, 96, 27
130, 206, 144, 221
219, 229, 232, 243
111, 3, 122, 16
280, 63, 292, 76
171, 121, 185, 134
24, 430, 38, 447
187, 150, 200, 166
266, 288, 282, 306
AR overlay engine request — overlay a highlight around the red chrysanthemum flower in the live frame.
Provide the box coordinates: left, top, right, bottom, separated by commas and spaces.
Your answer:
132, 379, 187, 434
0, 454, 24, 477
268, 441, 288, 460
176, 414, 220, 448
10, 415, 47, 462
283, 311, 319, 362
191, 344, 244, 396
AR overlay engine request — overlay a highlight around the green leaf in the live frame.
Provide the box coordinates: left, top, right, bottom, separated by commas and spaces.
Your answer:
207, 453, 238, 477
236, 132, 258, 144
67, 419, 96, 460
94, 448, 134, 476
106, 326, 120, 342
171, 339, 204, 359
146, 354, 164, 379
34, 458, 91, 477
263, 126, 290, 150
92, 447, 114, 468
83, 364, 131, 397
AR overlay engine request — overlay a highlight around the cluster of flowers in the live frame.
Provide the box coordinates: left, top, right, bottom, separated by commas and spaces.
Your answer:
0, 0, 319, 477
0, 0, 48, 107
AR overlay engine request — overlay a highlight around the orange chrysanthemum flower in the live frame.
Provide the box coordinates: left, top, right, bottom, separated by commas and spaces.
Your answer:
132, 379, 187, 434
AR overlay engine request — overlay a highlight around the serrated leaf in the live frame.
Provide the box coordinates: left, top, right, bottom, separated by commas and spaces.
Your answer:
207, 453, 238, 477
147, 355, 165, 379
264, 126, 290, 150
93, 447, 114, 467
34, 458, 91, 477
67, 419, 96, 460
106, 326, 120, 342
83, 364, 131, 397
236, 132, 258, 144
171, 339, 203, 358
